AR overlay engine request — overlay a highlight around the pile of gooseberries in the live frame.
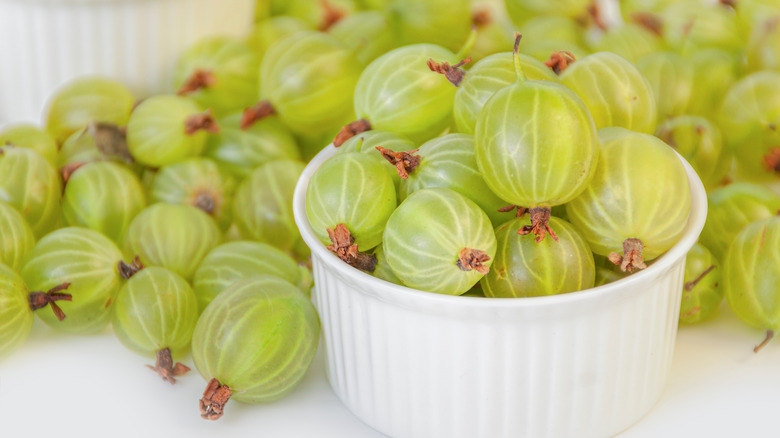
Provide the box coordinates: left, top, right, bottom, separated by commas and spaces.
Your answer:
2, 0, 780, 425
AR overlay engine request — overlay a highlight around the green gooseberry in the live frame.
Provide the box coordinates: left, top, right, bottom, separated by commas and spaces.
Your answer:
0, 263, 33, 359
124, 203, 221, 281
192, 275, 320, 420
192, 241, 312, 313
636, 52, 694, 122
699, 183, 780, 260
400, 133, 509, 227
0, 146, 61, 238
386, 0, 472, 52
481, 216, 595, 297
21, 227, 125, 334
233, 160, 307, 259
0, 202, 35, 272
126, 95, 218, 167
723, 215, 780, 352
150, 158, 235, 231
383, 187, 497, 295
246, 16, 310, 61
679, 243, 722, 324
113, 266, 199, 383
566, 127, 692, 272
45, 77, 135, 144
329, 11, 397, 64
62, 161, 146, 244
0, 124, 58, 166
560, 52, 657, 134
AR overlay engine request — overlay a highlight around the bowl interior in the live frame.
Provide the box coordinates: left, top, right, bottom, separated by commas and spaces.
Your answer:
293, 143, 708, 309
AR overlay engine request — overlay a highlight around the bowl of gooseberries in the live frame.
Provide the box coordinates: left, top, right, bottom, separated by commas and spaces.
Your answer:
293, 135, 707, 438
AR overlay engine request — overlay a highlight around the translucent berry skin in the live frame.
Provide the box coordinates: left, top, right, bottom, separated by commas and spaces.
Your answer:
400, 134, 508, 227
0, 124, 58, 166
516, 15, 585, 47
124, 204, 221, 281
660, 2, 743, 55
680, 244, 722, 325
717, 71, 780, 183
594, 255, 628, 287
150, 158, 235, 231
746, 15, 780, 72
565, 127, 691, 261
0, 263, 33, 359
383, 188, 497, 295
655, 116, 730, 191
192, 241, 312, 313
126, 95, 210, 167
0, 146, 61, 238
636, 52, 694, 122
0, 202, 35, 272
191, 275, 320, 404
112, 267, 198, 358
560, 52, 657, 134
62, 162, 147, 244
591, 23, 662, 64
386, 0, 471, 52
371, 244, 403, 286
21, 227, 124, 334
453, 52, 558, 135
204, 113, 300, 180
481, 216, 595, 298
475, 80, 599, 209
506, 0, 591, 23
699, 183, 780, 260
246, 16, 310, 61
687, 49, 739, 119
306, 153, 396, 251
336, 130, 415, 195
173, 37, 260, 116
233, 160, 306, 258
723, 217, 780, 332
329, 11, 397, 65
260, 31, 363, 138
353, 44, 460, 144
45, 77, 135, 144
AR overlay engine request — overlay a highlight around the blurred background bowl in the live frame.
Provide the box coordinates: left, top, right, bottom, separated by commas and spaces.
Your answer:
0, 0, 254, 125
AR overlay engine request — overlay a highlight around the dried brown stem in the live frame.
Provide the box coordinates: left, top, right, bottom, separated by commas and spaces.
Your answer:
118, 256, 145, 280
375, 146, 421, 179
333, 119, 371, 147
192, 190, 217, 215
60, 162, 86, 185
497, 205, 528, 218
587, 1, 608, 31
472, 9, 492, 27
29, 283, 73, 322
318, 0, 346, 31
241, 101, 276, 130
544, 51, 576, 75
456, 248, 491, 275
200, 378, 232, 420
753, 330, 774, 353
631, 12, 663, 36
326, 224, 377, 272
719, 0, 737, 9
427, 57, 472, 87
763, 147, 780, 174
146, 348, 191, 384
177, 69, 218, 95
608, 238, 647, 272
185, 110, 220, 136
517, 207, 558, 243
684, 265, 715, 291
88, 121, 133, 164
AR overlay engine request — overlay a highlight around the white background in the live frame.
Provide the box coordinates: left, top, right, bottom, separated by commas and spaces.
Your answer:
1, 300, 779, 438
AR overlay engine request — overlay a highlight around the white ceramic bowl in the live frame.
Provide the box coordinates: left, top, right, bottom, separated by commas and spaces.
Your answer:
0, 0, 254, 124
293, 145, 707, 438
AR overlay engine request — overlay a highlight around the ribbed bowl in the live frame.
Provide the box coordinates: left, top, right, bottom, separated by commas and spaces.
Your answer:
0, 0, 254, 124
293, 145, 707, 438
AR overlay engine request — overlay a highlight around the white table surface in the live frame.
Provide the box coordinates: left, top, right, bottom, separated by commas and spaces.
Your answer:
1, 300, 778, 438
